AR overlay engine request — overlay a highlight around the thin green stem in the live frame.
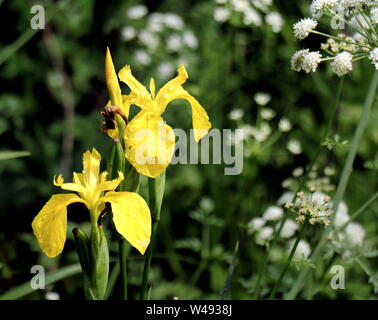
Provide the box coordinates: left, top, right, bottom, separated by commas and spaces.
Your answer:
311, 30, 370, 49
139, 172, 166, 300
119, 239, 128, 300
286, 71, 378, 300
269, 220, 308, 299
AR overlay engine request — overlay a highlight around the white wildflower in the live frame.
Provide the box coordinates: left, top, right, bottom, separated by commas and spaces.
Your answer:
252, 123, 271, 142
239, 124, 255, 139
134, 50, 151, 65
291, 49, 309, 72
369, 48, 378, 70
229, 108, 244, 121
260, 108, 276, 120
263, 206, 284, 221
278, 117, 292, 132
292, 167, 304, 177
127, 5, 148, 20
147, 13, 165, 32
251, 0, 272, 11
163, 13, 184, 30
331, 51, 353, 76
248, 217, 266, 232
302, 51, 322, 73
45, 292, 60, 300
310, 0, 338, 18
244, 8, 262, 26
138, 30, 160, 49
280, 219, 299, 239
166, 34, 183, 52
345, 222, 365, 246
214, 7, 231, 22
232, 0, 250, 12
293, 18, 318, 40
266, 12, 284, 33
291, 240, 311, 260
334, 201, 349, 227
254, 92, 271, 106
121, 26, 136, 41
277, 191, 295, 206
256, 226, 274, 242
157, 62, 175, 79
182, 31, 198, 49
287, 139, 302, 154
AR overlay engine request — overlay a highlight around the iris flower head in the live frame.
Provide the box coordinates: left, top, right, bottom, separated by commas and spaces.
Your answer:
104, 47, 211, 178
32, 148, 151, 258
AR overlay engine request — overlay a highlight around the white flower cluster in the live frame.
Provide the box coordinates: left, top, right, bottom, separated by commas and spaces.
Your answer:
293, 18, 318, 40
291, 49, 323, 73
121, 7, 199, 79
248, 197, 316, 261
292, 1, 378, 76
332, 201, 366, 247
227, 91, 292, 154
248, 205, 300, 245
213, 0, 284, 33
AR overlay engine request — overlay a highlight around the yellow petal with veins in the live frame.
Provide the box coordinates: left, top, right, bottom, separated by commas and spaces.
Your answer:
53, 174, 86, 194
100, 191, 151, 254
155, 64, 188, 110
118, 65, 153, 110
32, 194, 84, 258
124, 111, 175, 178
95, 171, 124, 194
82, 148, 101, 187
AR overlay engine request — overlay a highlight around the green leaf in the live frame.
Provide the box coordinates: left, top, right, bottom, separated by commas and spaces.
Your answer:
0, 263, 81, 300
0, 151, 30, 160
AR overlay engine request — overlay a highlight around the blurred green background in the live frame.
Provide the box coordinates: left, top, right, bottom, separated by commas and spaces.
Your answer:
0, 0, 378, 300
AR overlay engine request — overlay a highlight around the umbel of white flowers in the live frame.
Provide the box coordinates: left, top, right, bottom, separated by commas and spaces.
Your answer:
291, 0, 378, 76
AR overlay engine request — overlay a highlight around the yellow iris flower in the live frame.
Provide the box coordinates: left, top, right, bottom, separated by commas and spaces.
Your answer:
104, 48, 211, 178
32, 148, 151, 258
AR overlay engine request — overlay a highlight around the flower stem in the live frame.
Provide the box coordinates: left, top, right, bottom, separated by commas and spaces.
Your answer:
118, 239, 128, 300
269, 220, 308, 299
139, 172, 166, 300
286, 70, 378, 300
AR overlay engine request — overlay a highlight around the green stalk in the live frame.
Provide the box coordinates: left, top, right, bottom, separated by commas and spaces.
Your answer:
118, 239, 128, 300
253, 78, 344, 299
269, 220, 308, 299
286, 71, 378, 300
139, 172, 166, 300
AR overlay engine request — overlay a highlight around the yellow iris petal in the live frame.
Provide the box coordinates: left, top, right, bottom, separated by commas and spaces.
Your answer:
124, 111, 175, 178
32, 194, 84, 258
155, 65, 211, 141
83, 148, 101, 187
54, 174, 86, 194
95, 171, 124, 194
105, 47, 123, 108
155, 64, 188, 110
101, 191, 151, 254
173, 89, 212, 142
118, 65, 153, 110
